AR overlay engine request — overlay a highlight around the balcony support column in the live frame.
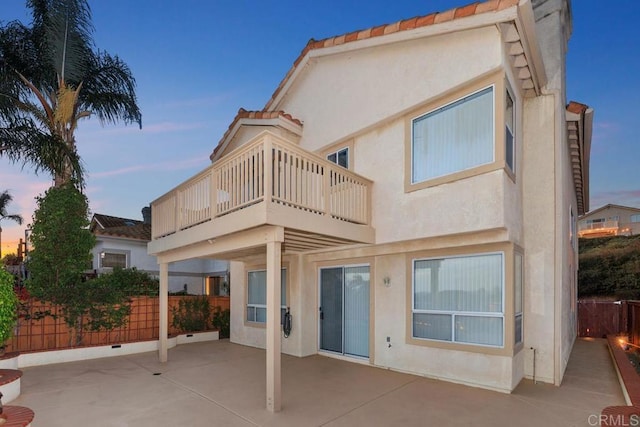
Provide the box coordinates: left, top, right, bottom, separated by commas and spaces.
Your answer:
159, 261, 169, 363
266, 237, 282, 412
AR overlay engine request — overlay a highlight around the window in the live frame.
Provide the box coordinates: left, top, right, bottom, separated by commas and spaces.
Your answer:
412, 253, 504, 347
101, 252, 126, 268
586, 218, 605, 224
514, 253, 523, 345
246, 269, 286, 324
411, 86, 494, 184
327, 147, 349, 169
505, 86, 515, 173
631, 214, 640, 223
570, 207, 576, 251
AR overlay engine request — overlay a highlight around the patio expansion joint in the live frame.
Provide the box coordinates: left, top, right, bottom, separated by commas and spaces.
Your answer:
318, 376, 421, 426
160, 375, 260, 426
122, 354, 260, 425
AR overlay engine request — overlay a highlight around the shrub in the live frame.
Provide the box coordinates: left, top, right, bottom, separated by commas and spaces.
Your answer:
0, 268, 18, 347
171, 296, 212, 332
212, 307, 230, 338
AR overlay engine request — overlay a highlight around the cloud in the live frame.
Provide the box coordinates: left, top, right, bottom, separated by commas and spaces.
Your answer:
589, 189, 640, 210
90, 155, 209, 179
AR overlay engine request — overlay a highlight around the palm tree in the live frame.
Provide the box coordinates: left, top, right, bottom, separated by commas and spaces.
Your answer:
0, 190, 23, 260
0, 0, 142, 187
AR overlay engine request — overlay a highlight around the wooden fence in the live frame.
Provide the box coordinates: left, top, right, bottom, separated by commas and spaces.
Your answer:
4, 295, 230, 353
577, 300, 627, 338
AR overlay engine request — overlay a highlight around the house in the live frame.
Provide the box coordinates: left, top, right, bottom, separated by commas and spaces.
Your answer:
578, 204, 640, 238
148, 0, 592, 412
91, 208, 228, 295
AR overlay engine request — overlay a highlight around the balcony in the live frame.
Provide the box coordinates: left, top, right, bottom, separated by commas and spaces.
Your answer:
148, 131, 374, 257
578, 220, 620, 238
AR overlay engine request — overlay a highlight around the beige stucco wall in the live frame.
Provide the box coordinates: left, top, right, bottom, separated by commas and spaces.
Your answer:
371, 252, 517, 392
224, 9, 576, 392
229, 255, 306, 357
279, 26, 502, 151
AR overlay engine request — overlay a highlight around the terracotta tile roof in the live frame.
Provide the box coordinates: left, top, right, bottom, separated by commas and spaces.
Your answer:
567, 101, 589, 115
211, 108, 303, 159
91, 213, 151, 241
264, 0, 520, 110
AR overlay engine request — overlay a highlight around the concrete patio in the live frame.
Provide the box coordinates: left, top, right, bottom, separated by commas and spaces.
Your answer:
12, 337, 624, 426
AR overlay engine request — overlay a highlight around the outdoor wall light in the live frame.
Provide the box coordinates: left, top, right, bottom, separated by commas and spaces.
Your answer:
100, 251, 105, 259
383, 276, 391, 287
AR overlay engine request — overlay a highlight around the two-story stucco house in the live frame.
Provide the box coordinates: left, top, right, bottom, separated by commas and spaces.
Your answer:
148, 0, 592, 412
578, 204, 640, 238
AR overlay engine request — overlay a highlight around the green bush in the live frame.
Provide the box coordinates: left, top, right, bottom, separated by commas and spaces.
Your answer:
89, 267, 159, 297
579, 235, 640, 299
171, 297, 212, 332
0, 268, 18, 346
212, 307, 230, 338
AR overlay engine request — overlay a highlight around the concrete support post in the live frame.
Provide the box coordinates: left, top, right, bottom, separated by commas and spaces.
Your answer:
159, 261, 169, 363
266, 240, 282, 412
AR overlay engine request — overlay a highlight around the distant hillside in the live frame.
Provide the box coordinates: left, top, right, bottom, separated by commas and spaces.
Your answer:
579, 235, 640, 299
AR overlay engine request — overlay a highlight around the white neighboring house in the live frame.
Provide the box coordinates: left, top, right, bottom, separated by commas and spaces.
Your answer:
90, 208, 229, 295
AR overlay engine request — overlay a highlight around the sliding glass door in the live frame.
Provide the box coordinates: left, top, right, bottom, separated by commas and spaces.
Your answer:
319, 265, 370, 358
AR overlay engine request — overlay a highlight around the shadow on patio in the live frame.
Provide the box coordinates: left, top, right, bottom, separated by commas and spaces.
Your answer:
13, 337, 623, 426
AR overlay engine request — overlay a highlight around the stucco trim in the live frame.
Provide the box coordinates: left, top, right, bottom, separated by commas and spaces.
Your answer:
243, 260, 291, 330
403, 70, 509, 192
404, 241, 517, 357
314, 257, 376, 364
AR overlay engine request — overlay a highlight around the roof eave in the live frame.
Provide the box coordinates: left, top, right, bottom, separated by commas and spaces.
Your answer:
210, 115, 303, 163
266, 3, 531, 111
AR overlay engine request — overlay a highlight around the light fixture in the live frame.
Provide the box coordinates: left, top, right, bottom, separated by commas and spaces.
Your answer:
383, 276, 391, 287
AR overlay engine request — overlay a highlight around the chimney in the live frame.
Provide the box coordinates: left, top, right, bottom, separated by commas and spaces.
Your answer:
142, 206, 151, 224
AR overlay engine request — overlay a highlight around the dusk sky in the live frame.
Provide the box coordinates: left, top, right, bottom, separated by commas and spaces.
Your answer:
1, 1, 639, 255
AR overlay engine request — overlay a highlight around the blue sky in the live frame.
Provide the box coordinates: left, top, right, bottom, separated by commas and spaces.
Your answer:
1, 0, 639, 254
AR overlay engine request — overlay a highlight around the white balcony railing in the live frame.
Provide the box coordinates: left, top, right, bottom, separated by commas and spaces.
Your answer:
151, 133, 372, 240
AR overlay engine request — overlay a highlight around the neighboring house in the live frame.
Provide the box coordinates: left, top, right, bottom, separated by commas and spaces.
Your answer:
90, 209, 228, 295
578, 204, 640, 238
148, 0, 592, 411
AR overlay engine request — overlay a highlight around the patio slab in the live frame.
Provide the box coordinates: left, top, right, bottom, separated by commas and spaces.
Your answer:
12, 337, 624, 426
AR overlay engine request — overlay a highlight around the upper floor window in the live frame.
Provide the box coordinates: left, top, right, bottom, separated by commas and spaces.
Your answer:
327, 147, 349, 169
411, 86, 494, 184
631, 214, 640, 223
505, 86, 515, 173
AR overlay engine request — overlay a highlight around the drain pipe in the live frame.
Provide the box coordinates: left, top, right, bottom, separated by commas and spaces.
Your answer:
530, 347, 537, 384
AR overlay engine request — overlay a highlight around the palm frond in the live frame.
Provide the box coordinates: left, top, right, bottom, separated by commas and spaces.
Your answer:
33, 0, 94, 83
0, 190, 24, 224
80, 52, 142, 128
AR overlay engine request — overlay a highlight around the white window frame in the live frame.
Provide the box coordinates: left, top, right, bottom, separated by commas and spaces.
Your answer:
411, 252, 505, 348
631, 214, 640, 223
327, 147, 349, 169
246, 268, 287, 324
410, 85, 496, 184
